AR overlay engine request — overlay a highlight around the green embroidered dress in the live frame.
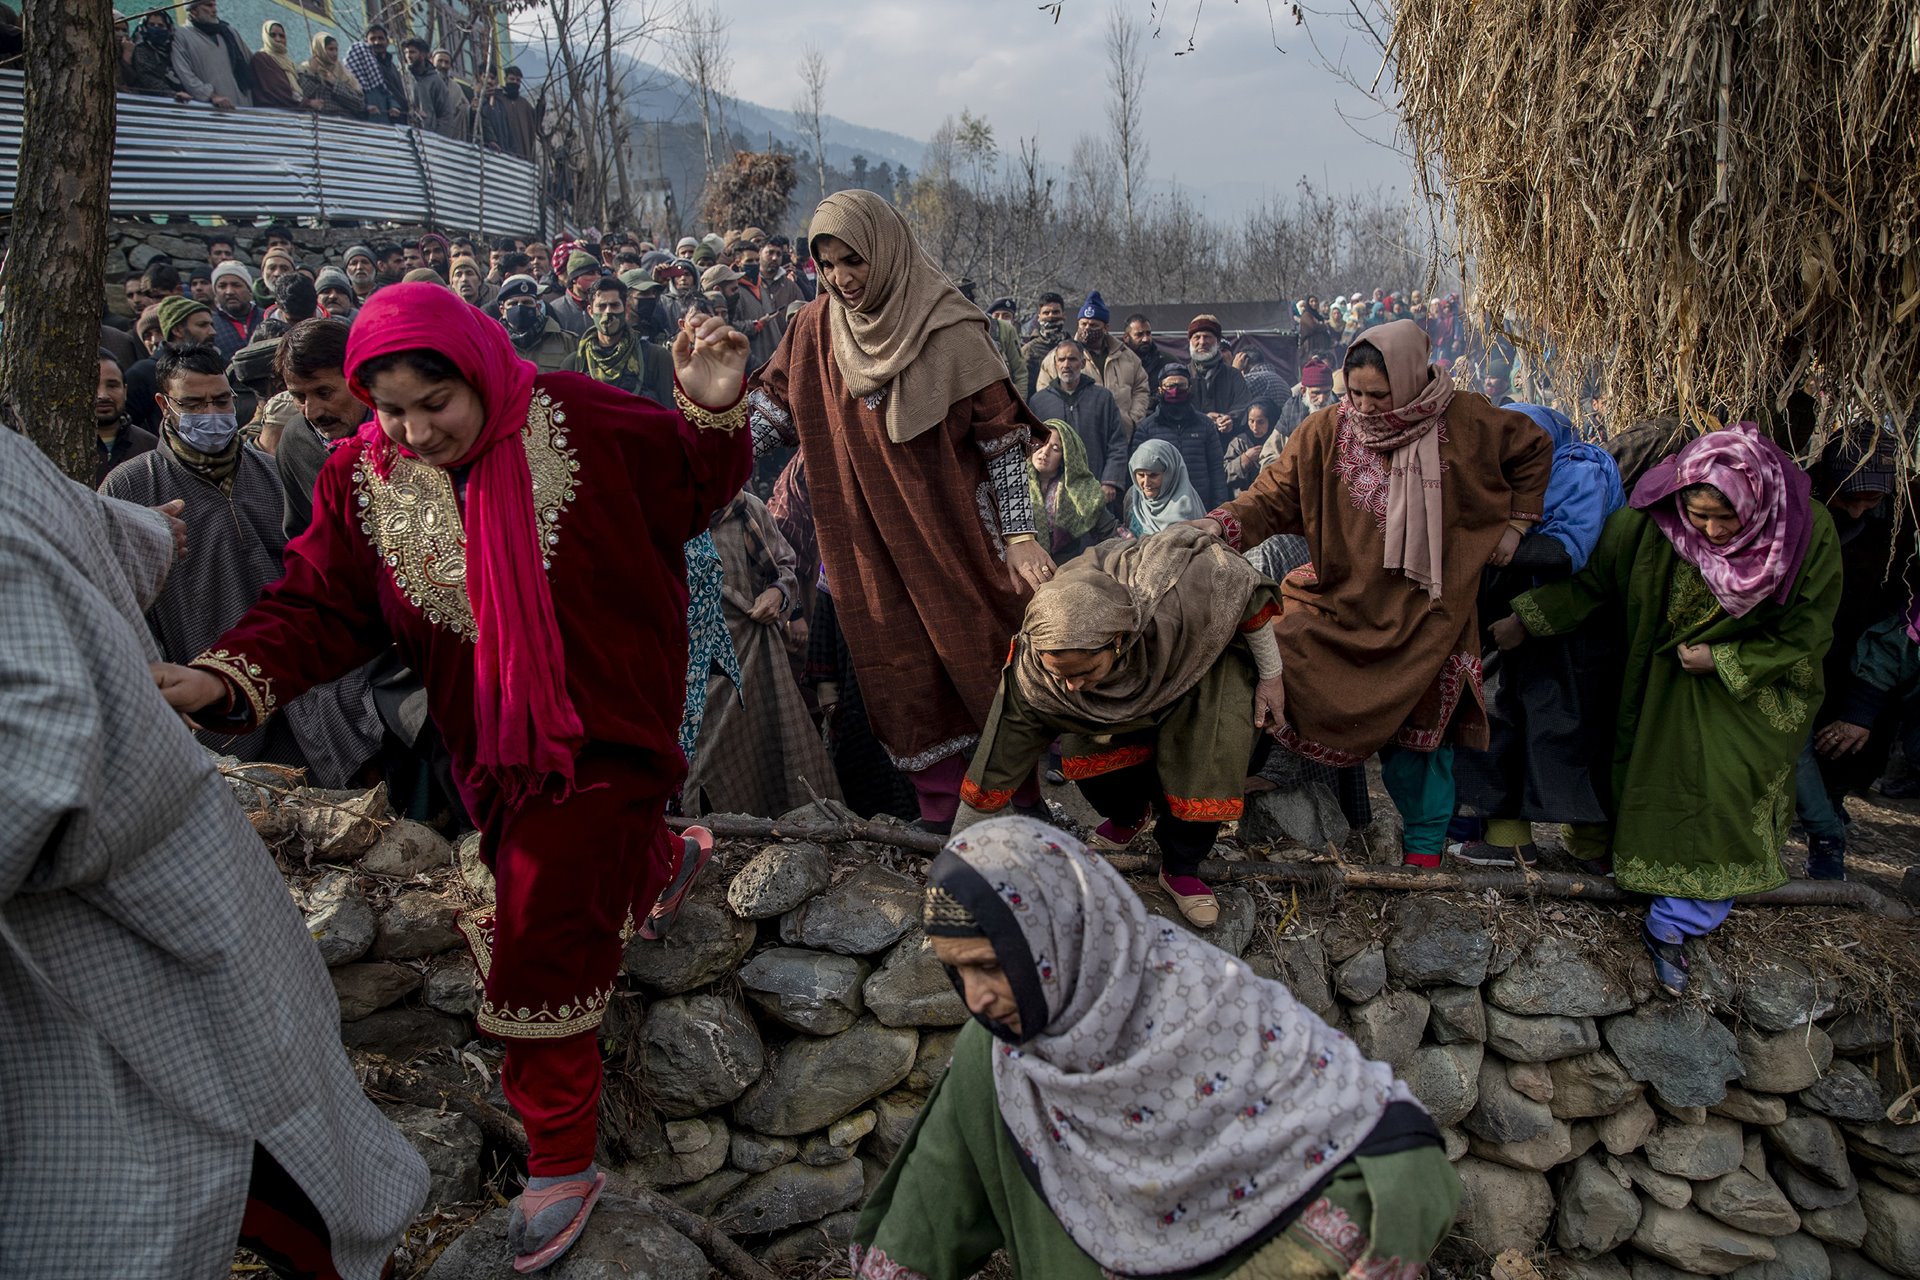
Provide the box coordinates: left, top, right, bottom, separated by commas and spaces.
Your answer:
1510, 506, 1841, 900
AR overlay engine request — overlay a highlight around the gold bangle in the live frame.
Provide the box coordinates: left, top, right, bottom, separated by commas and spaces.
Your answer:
674, 384, 747, 434
1005, 532, 1038, 546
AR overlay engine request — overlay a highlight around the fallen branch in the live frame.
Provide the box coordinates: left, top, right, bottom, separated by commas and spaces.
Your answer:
672, 815, 1913, 919
599, 1175, 781, 1280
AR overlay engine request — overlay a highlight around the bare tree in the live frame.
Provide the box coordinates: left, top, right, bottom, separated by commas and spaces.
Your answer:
668, 0, 733, 179
794, 44, 830, 205
2, 0, 114, 481
1104, 2, 1149, 238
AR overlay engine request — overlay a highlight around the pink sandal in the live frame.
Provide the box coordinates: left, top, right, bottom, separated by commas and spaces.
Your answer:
638, 826, 713, 941
511, 1170, 607, 1274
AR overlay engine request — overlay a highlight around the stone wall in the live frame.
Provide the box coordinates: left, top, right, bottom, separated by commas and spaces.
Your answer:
237, 772, 1919, 1279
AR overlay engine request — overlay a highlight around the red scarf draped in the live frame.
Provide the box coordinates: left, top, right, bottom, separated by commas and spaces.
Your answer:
345, 282, 584, 803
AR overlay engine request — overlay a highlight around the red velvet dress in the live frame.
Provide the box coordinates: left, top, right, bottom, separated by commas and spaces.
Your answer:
193, 372, 750, 1170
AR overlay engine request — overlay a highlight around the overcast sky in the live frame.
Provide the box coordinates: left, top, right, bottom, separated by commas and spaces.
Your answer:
640, 0, 1411, 217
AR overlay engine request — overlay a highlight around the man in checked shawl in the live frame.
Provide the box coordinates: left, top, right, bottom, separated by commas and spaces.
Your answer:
0, 427, 426, 1278
954, 525, 1283, 927
852, 817, 1458, 1279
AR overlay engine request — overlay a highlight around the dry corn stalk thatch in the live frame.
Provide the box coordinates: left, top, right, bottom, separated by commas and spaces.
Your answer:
1393, 0, 1920, 438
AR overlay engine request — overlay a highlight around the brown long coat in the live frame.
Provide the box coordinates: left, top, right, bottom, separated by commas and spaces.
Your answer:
1220, 393, 1553, 763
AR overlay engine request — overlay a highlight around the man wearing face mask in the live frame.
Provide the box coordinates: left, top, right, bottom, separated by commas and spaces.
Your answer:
729, 242, 794, 368
1184, 314, 1252, 439
496, 274, 575, 373
1132, 363, 1229, 510
498, 65, 541, 161
100, 342, 385, 785
563, 276, 673, 405
208, 261, 264, 359
658, 257, 702, 332
1018, 293, 1068, 400
548, 251, 602, 337
1035, 290, 1150, 431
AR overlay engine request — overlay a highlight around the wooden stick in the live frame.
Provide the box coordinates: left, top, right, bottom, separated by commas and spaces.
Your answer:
671, 815, 1913, 919
598, 1175, 782, 1280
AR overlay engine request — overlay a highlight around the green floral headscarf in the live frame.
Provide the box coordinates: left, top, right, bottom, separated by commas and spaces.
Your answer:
1029, 419, 1107, 546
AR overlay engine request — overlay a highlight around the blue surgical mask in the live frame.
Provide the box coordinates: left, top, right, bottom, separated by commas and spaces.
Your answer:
174, 410, 239, 453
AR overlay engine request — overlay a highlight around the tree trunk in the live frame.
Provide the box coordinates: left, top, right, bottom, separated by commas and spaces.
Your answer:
1, 0, 116, 482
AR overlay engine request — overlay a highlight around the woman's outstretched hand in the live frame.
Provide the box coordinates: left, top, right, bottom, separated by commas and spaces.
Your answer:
1007, 541, 1056, 596
672, 314, 752, 407
1490, 614, 1528, 651
1185, 517, 1227, 540
151, 663, 227, 728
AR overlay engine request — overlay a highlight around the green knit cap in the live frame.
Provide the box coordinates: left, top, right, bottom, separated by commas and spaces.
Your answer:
565, 250, 600, 280
156, 295, 210, 342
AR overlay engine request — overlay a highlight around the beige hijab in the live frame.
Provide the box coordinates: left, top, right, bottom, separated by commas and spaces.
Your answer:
1015, 524, 1267, 724
1342, 318, 1454, 599
808, 190, 1009, 444
259, 20, 299, 79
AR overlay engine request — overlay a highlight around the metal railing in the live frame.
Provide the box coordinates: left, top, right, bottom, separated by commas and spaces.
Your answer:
0, 70, 549, 236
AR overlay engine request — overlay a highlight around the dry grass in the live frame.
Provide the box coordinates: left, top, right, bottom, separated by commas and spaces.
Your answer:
1394, 0, 1920, 440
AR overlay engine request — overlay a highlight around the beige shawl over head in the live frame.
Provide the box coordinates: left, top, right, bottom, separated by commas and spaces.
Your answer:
808, 189, 1008, 444
1342, 317, 1454, 599
1015, 524, 1266, 724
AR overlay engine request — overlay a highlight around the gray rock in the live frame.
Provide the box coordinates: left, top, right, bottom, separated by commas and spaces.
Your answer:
1738, 1024, 1835, 1094
726, 841, 832, 919
421, 955, 483, 1017
628, 1115, 729, 1188
1551, 1050, 1643, 1119
1739, 957, 1839, 1032
1238, 776, 1350, 850
907, 1028, 959, 1093
305, 871, 376, 966
1730, 1233, 1832, 1280
830, 1110, 877, 1148
1468, 1121, 1574, 1172
868, 1092, 924, 1164
1271, 933, 1335, 1014
1714, 1086, 1792, 1127
622, 884, 757, 994
423, 1195, 708, 1280
1632, 1200, 1779, 1274
779, 865, 922, 956
1558, 1154, 1643, 1256
1451, 1157, 1554, 1253
1646, 1115, 1746, 1180
1346, 990, 1430, 1072
759, 1209, 861, 1270
864, 932, 969, 1028
358, 818, 454, 878
1334, 944, 1387, 1003
799, 1132, 860, 1166
1442, 1125, 1469, 1161
1828, 1249, 1903, 1280
1489, 935, 1636, 1018
1486, 1008, 1602, 1063
732, 1018, 918, 1137
1828, 1012, 1895, 1055
1659, 1102, 1711, 1125
665, 1168, 749, 1216
1776, 1157, 1861, 1211
1605, 1003, 1745, 1108
713, 1158, 866, 1236
1406, 1041, 1483, 1128
639, 992, 766, 1118
738, 947, 870, 1036
1615, 1152, 1695, 1208
330, 961, 421, 1021
1697, 1166, 1801, 1236
1596, 1093, 1659, 1156
1766, 1112, 1855, 1189
1383, 898, 1492, 987
455, 831, 492, 897
665, 1119, 716, 1154
1848, 1119, 1920, 1182
1801, 1061, 1886, 1123
1464, 1054, 1555, 1144
1558, 1260, 1634, 1280
730, 1131, 800, 1174
1803, 1197, 1869, 1248
1508, 1059, 1555, 1104
370, 891, 463, 961
1428, 984, 1487, 1044
340, 1009, 469, 1057
1858, 1181, 1920, 1277
381, 1103, 483, 1204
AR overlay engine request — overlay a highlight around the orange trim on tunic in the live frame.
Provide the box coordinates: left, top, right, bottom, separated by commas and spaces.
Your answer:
1061, 744, 1154, 780
1166, 794, 1245, 822
960, 777, 1016, 812
1239, 602, 1281, 632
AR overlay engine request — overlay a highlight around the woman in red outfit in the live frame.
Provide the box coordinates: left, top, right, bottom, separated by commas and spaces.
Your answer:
153, 282, 752, 1273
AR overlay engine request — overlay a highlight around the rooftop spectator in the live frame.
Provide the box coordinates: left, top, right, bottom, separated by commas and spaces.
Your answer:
122, 10, 191, 101
402, 37, 463, 139
346, 24, 406, 124
171, 0, 253, 111
251, 19, 323, 113
498, 66, 541, 159
302, 31, 369, 119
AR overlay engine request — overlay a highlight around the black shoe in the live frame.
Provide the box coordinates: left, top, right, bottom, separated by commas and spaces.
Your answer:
1455, 840, 1540, 869
1878, 776, 1920, 800
910, 816, 953, 837
1642, 925, 1689, 997
1013, 801, 1054, 824
1806, 836, 1847, 882
1572, 856, 1615, 878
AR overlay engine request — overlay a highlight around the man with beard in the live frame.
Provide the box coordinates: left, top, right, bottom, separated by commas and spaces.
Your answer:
487, 236, 519, 284
731, 242, 798, 367
314, 266, 357, 320
417, 232, 452, 277
496, 274, 575, 373
499, 64, 541, 160
1132, 363, 1229, 510
187, 267, 214, 306
170, 0, 251, 109
373, 242, 406, 289
272, 318, 365, 539
346, 22, 405, 123
564, 276, 673, 405
342, 244, 378, 299
1035, 291, 1149, 432
1184, 314, 1251, 439
701, 263, 746, 330
549, 251, 602, 337
92, 351, 158, 487
402, 39, 461, 139
1018, 293, 1068, 398
1028, 339, 1128, 502
449, 256, 493, 309
208, 261, 264, 358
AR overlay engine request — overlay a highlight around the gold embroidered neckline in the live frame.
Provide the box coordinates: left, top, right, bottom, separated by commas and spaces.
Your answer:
353, 390, 580, 641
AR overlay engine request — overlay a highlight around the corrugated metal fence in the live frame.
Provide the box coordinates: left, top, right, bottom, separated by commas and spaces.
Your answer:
0, 70, 548, 236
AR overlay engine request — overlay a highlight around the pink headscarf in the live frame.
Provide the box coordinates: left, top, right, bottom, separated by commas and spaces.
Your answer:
1631, 423, 1814, 618
345, 282, 585, 802
1340, 318, 1455, 598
